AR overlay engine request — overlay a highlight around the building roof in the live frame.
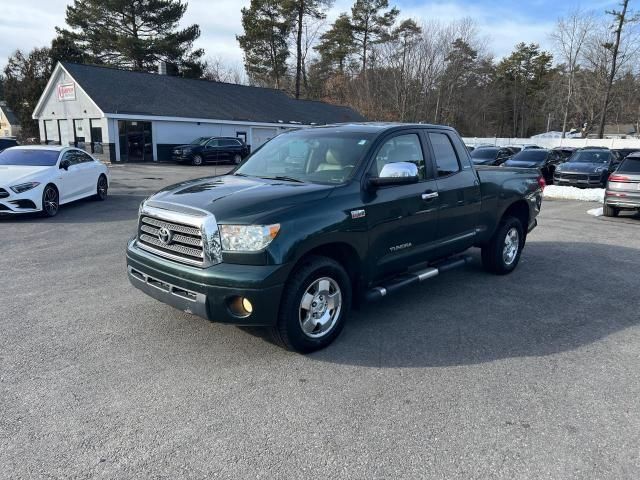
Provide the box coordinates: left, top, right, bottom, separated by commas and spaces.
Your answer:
0, 102, 20, 126
59, 62, 366, 125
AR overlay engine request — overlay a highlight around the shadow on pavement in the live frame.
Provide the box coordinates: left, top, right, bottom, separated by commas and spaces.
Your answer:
303, 241, 640, 368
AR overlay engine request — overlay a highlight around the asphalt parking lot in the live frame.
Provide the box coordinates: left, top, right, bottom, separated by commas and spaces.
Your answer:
1, 163, 639, 479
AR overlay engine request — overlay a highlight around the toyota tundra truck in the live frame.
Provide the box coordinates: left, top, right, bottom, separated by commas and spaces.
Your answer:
126, 124, 544, 352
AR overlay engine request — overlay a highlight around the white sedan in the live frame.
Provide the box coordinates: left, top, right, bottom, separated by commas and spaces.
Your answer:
0, 146, 109, 217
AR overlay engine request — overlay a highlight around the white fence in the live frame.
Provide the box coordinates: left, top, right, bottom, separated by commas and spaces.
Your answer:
462, 137, 640, 150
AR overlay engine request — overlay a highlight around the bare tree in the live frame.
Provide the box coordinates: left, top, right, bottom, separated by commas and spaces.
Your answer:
551, 8, 593, 137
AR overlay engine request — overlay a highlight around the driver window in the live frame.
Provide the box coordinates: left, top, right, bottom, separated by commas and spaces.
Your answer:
373, 134, 425, 179
206, 139, 219, 148
60, 151, 75, 167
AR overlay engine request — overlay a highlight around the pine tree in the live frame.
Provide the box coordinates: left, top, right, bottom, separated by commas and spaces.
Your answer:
56, 0, 204, 77
315, 13, 356, 73
237, 0, 291, 89
350, 0, 399, 73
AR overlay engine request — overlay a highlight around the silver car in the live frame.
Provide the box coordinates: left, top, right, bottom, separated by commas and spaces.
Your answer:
604, 152, 640, 217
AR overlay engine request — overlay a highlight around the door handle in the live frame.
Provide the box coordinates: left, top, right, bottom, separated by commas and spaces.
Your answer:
422, 192, 439, 200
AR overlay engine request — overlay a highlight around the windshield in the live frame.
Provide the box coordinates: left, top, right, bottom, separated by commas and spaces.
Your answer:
235, 130, 375, 184
510, 150, 548, 163
618, 158, 640, 173
569, 150, 610, 164
470, 148, 498, 160
0, 149, 59, 166
190, 137, 210, 145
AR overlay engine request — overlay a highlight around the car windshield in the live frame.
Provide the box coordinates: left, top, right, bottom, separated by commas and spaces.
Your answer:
0, 149, 59, 166
510, 150, 548, 163
618, 158, 640, 173
235, 130, 375, 184
570, 151, 610, 164
470, 148, 498, 159
190, 137, 210, 145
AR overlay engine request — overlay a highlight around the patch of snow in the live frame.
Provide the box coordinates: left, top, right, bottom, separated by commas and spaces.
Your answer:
587, 207, 603, 217
543, 185, 605, 202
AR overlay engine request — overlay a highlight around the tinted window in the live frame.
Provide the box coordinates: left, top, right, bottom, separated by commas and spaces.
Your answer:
429, 133, 460, 176
449, 134, 472, 170
618, 158, 640, 173
0, 139, 18, 149
373, 134, 425, 179
205, 139, 219, 147
470, 148, 499, 160
0, 149, 59, 166
76, 151, 94, 163
220, 139, 240, 147
511, 150, 548, 163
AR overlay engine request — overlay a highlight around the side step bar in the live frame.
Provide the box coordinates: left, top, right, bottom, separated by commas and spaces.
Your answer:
365, 255, 472, 302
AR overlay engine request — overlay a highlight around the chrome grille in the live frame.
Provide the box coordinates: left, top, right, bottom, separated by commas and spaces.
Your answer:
138, 214, 205, 266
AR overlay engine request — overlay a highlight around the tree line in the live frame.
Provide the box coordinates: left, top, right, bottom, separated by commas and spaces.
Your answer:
2, 0, 639, 141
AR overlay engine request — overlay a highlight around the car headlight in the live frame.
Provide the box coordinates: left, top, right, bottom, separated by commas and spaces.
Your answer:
219, 224, 280, 252
10, 181, 41, 194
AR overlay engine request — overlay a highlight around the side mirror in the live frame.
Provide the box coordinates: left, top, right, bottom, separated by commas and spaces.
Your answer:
369, 161, 419, 187
60, 159, 70, 170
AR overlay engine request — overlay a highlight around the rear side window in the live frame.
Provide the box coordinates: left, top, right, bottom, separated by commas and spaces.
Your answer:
618, 158, 640, 173
220, 139, 240, 147
429, 133, 460, 177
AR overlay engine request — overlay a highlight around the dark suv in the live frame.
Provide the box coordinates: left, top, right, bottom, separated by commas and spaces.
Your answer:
172, 137, 250, 166
0, 138, 18, 152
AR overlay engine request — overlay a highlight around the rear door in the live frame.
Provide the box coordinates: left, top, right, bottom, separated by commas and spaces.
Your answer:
426, 130, 481, 254
364, 131, 440, 279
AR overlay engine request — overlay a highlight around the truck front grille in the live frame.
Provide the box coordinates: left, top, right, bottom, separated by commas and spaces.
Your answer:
138, 215, 205, 266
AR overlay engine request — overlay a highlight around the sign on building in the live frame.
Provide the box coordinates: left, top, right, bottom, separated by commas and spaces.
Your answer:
57, 83, 76, 102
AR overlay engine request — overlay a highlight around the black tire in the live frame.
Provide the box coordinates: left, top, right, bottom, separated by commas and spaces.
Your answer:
233, 154, 242, 165
603, 204, 619, 217
41, 184, 59, 217
272, 255, 352, 353
192, 154, 203, 166
481, 216, 524, 275
95, 175, 108, 201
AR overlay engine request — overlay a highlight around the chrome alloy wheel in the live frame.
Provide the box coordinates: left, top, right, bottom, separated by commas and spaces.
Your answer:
503, 227, 520, 266
299, 277, 342, 338
43, 186, 59, 216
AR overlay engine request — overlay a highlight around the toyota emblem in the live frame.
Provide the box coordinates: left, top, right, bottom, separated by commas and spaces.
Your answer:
157, 227, 173, 245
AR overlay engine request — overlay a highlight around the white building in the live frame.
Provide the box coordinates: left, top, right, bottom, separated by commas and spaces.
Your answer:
32, 62, 365, 162
0, 101, 20, 138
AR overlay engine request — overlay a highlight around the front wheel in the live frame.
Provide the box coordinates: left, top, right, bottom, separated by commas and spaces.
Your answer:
192, 154, 203, 166
233, 154, 242, 165
95, 175, 108, 201
272, 256, 351, 353
481, 216, 524, 275
41, 185, 59, 217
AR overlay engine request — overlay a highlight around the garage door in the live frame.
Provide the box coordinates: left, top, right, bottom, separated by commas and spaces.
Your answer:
252, 128, 278, 149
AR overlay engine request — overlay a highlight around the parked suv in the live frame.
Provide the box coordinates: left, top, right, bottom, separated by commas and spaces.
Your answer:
172, 137, 250, 166
127, 124, 544, 353
554, 148, 616, 188
603, 152, 640, 217
502, 148, 565, 184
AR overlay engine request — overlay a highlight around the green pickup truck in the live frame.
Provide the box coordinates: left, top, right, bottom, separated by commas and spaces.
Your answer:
127, 124, 544, 352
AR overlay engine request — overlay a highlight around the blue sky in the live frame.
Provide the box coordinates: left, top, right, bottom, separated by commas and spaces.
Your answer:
0, 0, 618, 70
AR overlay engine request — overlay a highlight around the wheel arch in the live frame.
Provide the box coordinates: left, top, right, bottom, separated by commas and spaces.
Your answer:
501, 199, 530, 232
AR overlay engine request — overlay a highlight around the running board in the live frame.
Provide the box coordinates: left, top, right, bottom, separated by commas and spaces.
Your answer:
365, 255, 472, 302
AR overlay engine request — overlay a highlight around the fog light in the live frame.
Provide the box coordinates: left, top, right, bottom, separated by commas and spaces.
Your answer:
242, 298, 253, 314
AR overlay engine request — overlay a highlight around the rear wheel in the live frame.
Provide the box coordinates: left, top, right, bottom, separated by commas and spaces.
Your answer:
95, 175, 108, 201
192, 154, 203, 166
272, 255, 351, 353
603, 204, 619, 217
41, 185, 59, 217
481, 216, 524, 275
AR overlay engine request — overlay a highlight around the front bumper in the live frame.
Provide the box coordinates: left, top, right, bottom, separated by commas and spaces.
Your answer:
172, 153, 193, 162
554, 172, 604, 188
126, 238, 288, 326
0, 185, 42, 214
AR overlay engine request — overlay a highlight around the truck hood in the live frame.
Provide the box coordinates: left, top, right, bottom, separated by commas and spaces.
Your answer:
0, 165, 52, 186
147, 174, 335, 222
558, 162, 608, 173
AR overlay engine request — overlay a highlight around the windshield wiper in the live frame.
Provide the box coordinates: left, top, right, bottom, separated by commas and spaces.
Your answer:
260, 175, 306, 183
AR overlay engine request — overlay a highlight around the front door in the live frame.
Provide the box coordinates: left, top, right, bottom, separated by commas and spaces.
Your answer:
57, 150, 86, 200
364, 132, 440, 280
203, 138, 219, 162
426, 130, 481, 254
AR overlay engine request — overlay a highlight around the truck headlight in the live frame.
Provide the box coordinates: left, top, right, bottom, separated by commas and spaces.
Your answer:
219, 224, 280, 252
10, 182, 40, 193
